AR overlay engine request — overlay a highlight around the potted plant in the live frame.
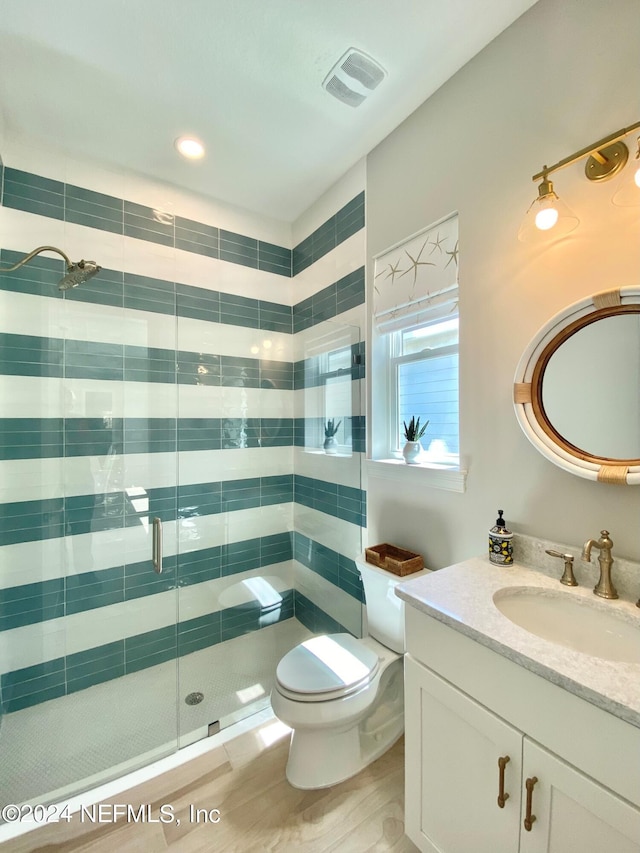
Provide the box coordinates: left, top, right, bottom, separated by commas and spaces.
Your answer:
402, 416, 429, 464
323, 418, 341, 454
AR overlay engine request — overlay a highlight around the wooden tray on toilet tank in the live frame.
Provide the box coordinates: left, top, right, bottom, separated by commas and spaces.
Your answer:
365, 544, 424, 576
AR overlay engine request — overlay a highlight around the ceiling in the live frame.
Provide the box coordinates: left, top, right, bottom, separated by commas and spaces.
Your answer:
0, 0, 538, 223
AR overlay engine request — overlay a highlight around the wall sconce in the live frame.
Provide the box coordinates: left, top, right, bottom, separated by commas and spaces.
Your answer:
518, 119, 640, 242
612, 136, 640, 207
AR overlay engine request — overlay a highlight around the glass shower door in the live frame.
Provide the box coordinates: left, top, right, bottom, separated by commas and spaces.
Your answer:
172, 312, 365, 749
0, 268, 181, 808
293, 319, 364, 641
175, 302, 306, 745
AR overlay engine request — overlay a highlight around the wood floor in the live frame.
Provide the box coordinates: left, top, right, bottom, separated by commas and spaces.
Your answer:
2, 719, 419, 852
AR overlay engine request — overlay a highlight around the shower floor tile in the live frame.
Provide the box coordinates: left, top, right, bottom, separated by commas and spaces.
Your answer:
0, 617, 312, 808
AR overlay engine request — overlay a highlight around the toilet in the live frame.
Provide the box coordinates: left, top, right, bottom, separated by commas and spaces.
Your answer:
271, 554, 429, 789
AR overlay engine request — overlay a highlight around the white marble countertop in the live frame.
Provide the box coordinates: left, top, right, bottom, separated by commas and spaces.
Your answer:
396, 556, 640, 728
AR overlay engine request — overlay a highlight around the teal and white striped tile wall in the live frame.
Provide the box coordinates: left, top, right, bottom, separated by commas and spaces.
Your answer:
0, 148, 366, 714
2, 166, 363, 288
2, 168, 293, 276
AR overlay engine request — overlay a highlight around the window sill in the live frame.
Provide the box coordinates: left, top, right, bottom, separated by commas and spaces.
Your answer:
365, 458, 467, 493
300, 447, 354, 458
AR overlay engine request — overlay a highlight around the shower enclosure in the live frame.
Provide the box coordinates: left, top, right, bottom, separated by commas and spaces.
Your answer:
0, 246, 361, 809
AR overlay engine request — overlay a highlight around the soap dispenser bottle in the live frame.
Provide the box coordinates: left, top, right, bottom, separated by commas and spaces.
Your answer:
489, 510, 513, 565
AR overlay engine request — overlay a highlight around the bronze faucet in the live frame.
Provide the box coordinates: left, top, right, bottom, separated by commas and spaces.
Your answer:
581, 530, 618, 599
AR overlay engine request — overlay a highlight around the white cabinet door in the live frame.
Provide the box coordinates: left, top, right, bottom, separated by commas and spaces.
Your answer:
520, 739, 640, 853
405, 655, 523, 853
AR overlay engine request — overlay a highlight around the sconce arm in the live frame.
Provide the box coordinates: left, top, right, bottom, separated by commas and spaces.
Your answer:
531, 119, 640, 182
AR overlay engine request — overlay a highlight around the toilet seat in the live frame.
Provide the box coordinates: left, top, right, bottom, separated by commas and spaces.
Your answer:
275, 633, 380, 703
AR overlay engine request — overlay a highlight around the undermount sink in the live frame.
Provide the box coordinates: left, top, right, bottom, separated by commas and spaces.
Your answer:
493, 587, 640, 663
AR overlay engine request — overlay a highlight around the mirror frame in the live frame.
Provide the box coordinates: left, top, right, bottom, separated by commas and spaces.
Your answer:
513, 286, 640, 485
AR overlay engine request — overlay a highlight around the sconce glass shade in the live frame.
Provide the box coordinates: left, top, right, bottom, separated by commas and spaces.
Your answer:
612, 139, 640, 206
518, 178, 580, 242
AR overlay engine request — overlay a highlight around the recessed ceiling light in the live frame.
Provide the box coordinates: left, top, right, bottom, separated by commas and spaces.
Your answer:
175, 136, 205, 159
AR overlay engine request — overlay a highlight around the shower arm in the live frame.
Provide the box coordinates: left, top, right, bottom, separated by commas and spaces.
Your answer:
0, 245, 74, 272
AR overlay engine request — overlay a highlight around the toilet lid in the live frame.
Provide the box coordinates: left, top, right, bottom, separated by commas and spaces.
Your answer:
276, 633, 380, 698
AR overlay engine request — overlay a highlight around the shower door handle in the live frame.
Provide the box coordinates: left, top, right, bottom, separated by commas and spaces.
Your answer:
152, 517, 163, 574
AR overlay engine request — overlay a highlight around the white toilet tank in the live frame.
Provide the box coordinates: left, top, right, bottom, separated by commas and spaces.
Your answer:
356, 556, 429, 654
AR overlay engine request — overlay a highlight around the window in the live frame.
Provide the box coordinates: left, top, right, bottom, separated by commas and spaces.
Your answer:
370, 212, 464, 488
321, 344, 352, 448
299, 324, 360, 454
389, 316, 459, 463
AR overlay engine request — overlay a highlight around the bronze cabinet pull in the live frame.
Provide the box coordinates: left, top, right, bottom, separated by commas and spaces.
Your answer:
497, 755, 510, 808
524, 776, 538, 831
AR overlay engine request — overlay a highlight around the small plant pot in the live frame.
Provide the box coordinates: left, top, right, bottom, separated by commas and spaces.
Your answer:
402, 440, 422, 464
323, 436, 338, 455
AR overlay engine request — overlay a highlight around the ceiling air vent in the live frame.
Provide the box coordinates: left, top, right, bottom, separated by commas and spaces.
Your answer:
322, 48, 387, 107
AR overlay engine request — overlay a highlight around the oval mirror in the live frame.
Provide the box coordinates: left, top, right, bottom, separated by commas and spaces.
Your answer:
513, 286, 640, 485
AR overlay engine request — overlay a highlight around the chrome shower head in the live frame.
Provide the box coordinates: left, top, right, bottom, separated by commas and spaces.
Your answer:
58, 260, 102, 291
0, 245, 101, 291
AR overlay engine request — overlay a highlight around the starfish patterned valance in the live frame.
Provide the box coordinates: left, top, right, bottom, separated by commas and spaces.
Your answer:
373, 212, 458, 334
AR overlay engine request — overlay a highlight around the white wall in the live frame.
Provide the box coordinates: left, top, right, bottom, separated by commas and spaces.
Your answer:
365, 0, 640, 566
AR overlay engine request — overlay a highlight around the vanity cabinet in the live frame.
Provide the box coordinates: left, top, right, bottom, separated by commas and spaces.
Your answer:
405, 657, 522, 852
403, 608, 640, 853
